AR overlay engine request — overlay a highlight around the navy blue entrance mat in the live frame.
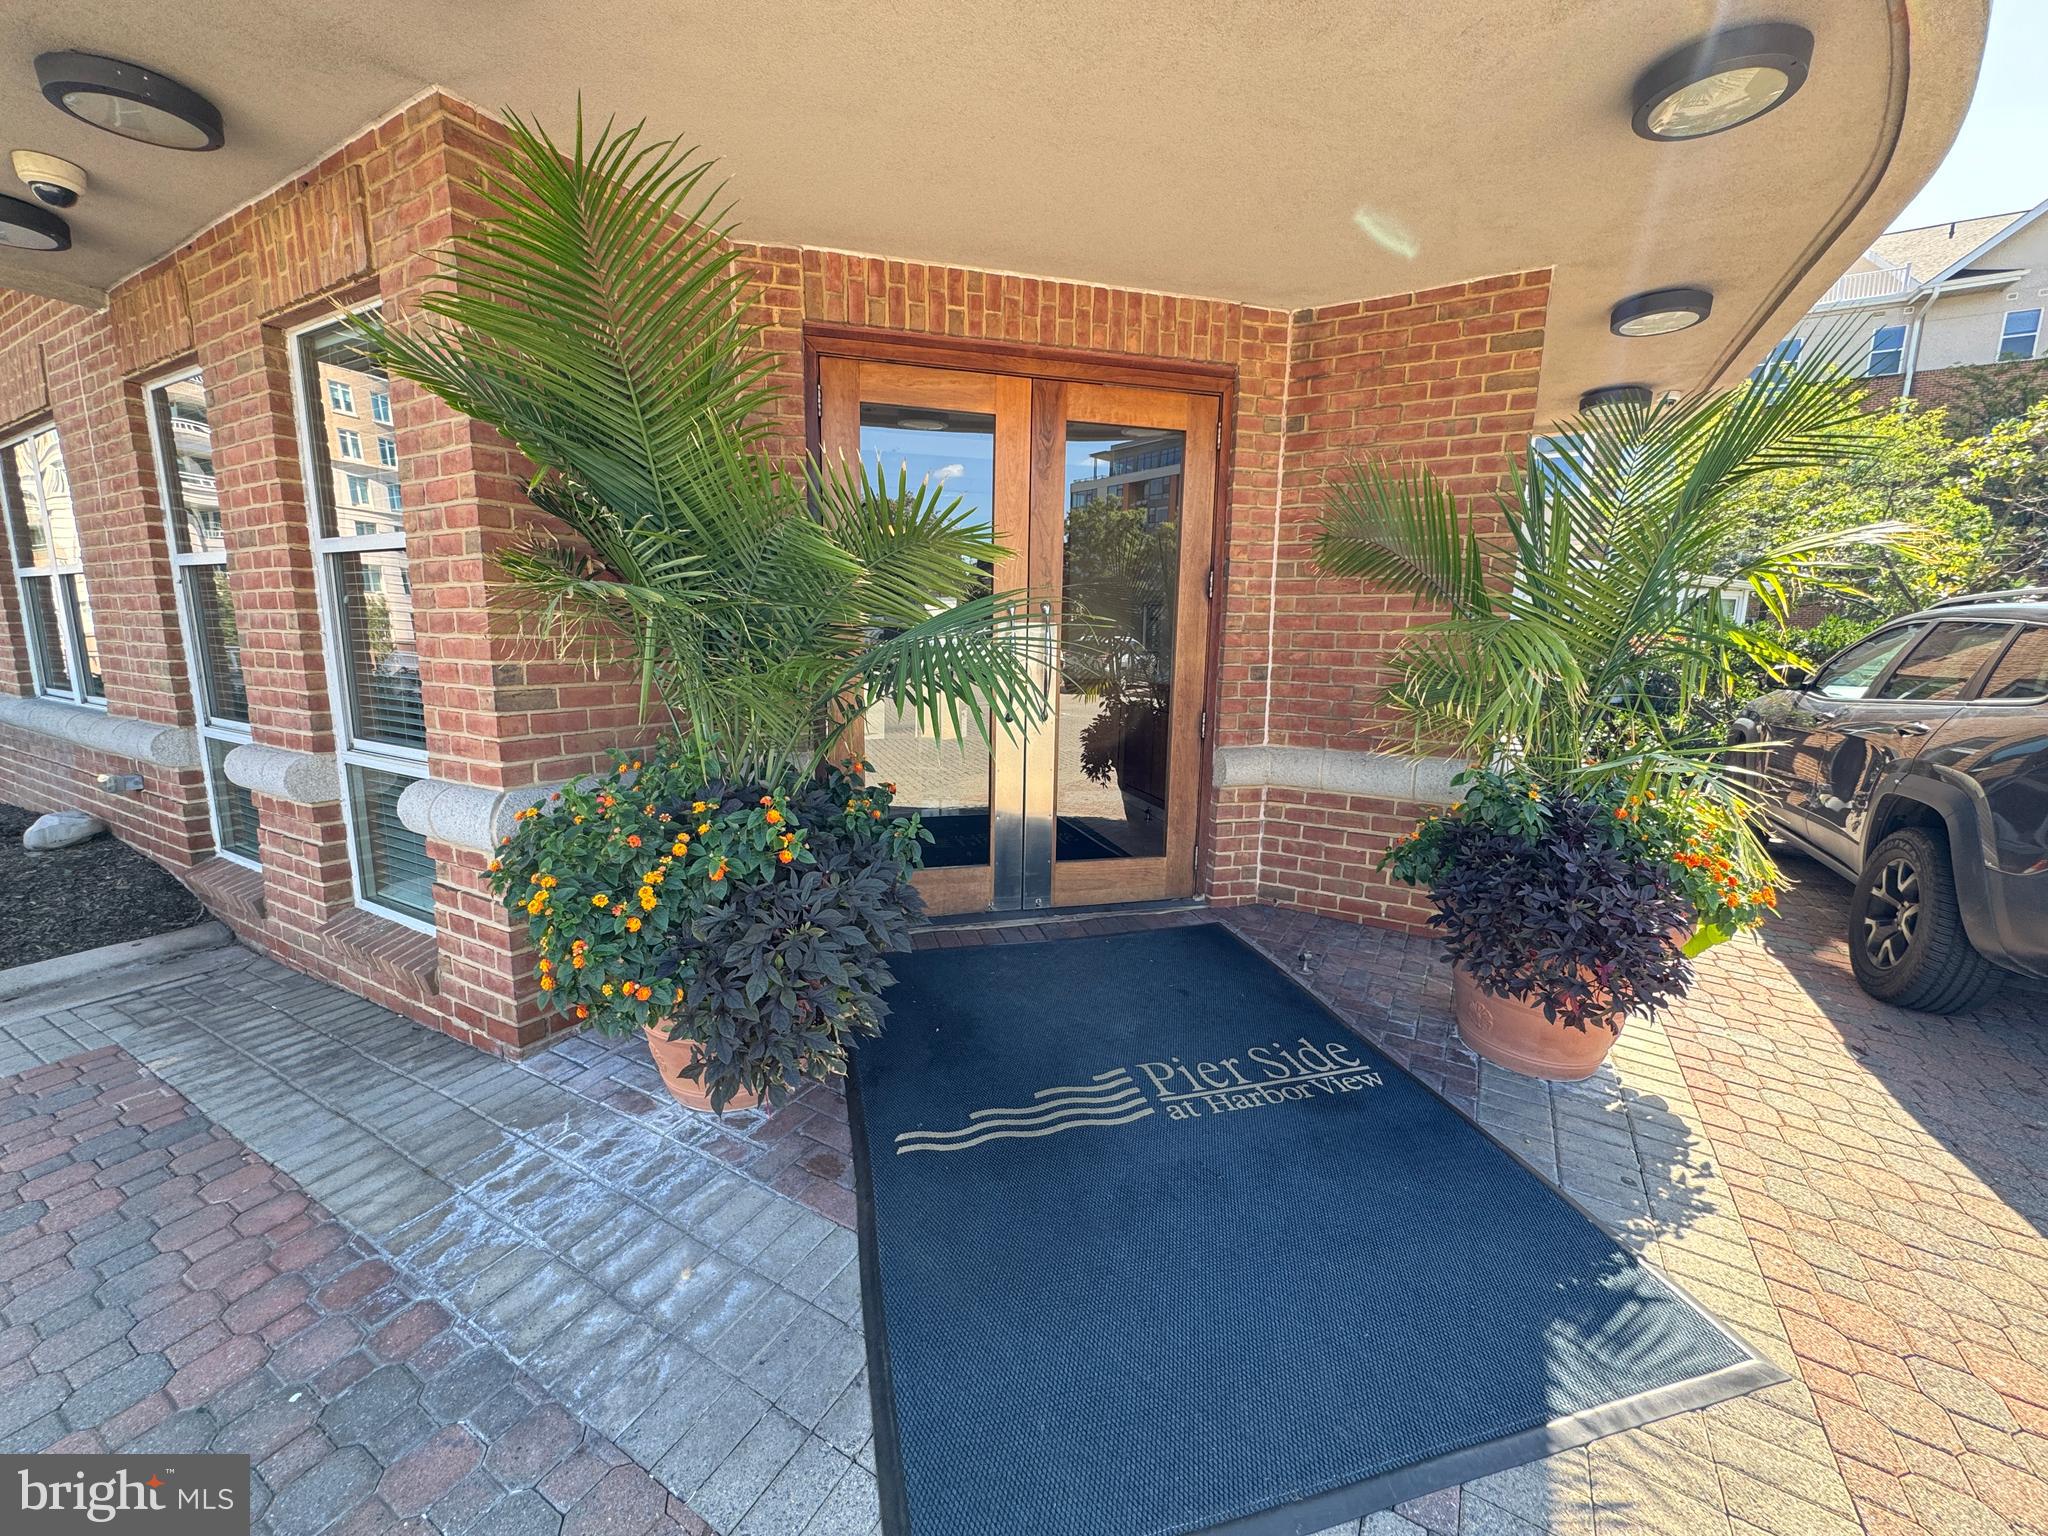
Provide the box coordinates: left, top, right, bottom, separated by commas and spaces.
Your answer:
847, 923, 1783, 1536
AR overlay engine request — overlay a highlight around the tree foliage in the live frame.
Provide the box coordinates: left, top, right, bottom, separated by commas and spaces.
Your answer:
1713, 402, 2002, 620
1938, 356, 2048, 439
1951, 396, 2048, 587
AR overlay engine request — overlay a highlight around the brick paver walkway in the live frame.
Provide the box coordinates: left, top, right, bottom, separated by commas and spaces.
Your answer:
0, 952, 880, 1535
1664, 854, 2048, 1536
2, 857, 2042, 1535
0, 1045, 712, 1535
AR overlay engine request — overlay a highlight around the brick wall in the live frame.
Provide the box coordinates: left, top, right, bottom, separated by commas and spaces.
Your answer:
0, 94, 1552, 1053
1858, 355, 2048, 428
1203, 273, 1550, 926
0, 286, 213, 873
1265, 274, 1549, 752
0, 95, 647, 1053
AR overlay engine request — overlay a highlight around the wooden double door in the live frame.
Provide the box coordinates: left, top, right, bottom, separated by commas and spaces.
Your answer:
818, 354, 1218, 916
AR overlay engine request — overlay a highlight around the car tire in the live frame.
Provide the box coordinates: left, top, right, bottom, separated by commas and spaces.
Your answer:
1848, 828, 2003, 1014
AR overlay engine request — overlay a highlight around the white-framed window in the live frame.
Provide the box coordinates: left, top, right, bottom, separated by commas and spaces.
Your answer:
328, 378, 355, 415
1, 423, 103, 706
1749, 336, 1803, 380
370, 391, 392, 426
144, 367, 260, 866
290, 309, 434, 931
377, 435, 398, 468
385, 482, 403, 513
1867, 325, 1906, 377
1999, 308, 2042, 363
335, 427, 362, 459
1529, 432, 1591, 488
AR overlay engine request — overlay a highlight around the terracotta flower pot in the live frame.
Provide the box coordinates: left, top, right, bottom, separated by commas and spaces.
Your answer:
643, 1024, 762, 1114
1451, 966, 1622, 1082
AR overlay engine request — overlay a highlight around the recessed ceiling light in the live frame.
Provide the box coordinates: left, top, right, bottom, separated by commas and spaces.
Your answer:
34, 51, 224, 151
1610, 288, 1713, 337
895, 416, 949, 431
1632, 24, 1813, 141
1579, 385, 1653, 413
0, 193, 70, 252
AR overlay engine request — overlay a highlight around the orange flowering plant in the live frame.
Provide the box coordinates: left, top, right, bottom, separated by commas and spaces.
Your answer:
1388, 767, 1778, 975
1608, 787, 1778, 953
489, 745, 928, 1107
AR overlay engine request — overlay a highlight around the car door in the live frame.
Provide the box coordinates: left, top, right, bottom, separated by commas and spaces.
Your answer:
1758, 622, 1925, 848
1915, 624, 2048, 968
1802, 620, 2016, 868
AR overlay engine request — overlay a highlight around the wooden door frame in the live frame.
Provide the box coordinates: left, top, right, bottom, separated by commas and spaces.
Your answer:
802, 323, 1237, 909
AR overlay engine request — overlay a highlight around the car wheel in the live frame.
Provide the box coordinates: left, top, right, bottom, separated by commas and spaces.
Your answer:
1848, 828, 2003, 1013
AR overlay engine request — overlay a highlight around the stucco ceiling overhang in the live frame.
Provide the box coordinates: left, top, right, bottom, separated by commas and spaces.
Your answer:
0, 0, 1989, 426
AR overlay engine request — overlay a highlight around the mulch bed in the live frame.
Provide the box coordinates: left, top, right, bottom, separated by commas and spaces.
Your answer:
0, 803, 207, 971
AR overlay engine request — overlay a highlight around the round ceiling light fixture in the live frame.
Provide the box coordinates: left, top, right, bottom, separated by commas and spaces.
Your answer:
1610, 287, 1713, 337
34, 51, 224, 151
0, 193, 71, 252
1579, 384, 1653, 413
1632, 23, 1813, 141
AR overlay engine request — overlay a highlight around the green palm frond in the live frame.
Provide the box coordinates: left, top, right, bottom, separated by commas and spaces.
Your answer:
813, 458, 1006, 625
361, 105, 1040, 773
836, 595, 1055, 746
1315, 335, 1908, 785
1315, 460, 1496, 616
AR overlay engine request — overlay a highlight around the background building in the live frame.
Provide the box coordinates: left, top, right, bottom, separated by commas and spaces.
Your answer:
1781, 197, 2048, 414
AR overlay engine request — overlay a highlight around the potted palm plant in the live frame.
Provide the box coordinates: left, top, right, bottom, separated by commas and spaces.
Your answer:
1318, 354, 1901, 1078
362, 113, 1046, 1110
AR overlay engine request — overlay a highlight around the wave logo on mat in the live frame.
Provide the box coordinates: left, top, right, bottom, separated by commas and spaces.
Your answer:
893, 1069, 1152, 1155
892, 1038, 1385, 1155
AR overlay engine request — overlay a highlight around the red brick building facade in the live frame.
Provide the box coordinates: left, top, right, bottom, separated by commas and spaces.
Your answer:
0, 95, 1546, 1055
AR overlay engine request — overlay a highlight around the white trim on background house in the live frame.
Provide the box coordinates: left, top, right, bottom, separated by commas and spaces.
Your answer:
1922, 198, 2048, 290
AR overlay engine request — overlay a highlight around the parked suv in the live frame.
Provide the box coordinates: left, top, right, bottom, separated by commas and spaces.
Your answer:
1731, 591, 2048, 1013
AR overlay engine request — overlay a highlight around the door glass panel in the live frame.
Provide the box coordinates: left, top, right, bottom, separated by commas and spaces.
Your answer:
856, 403, 998, 869
1875, 623, 2012, 701
1057, 421, 1183, 861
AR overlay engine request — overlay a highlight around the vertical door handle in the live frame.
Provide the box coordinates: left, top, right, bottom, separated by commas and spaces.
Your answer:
1041, 600, 1054, 708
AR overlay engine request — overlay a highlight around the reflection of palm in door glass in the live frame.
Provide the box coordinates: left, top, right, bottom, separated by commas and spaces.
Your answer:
1059, 423, 1182, 861
856, 404, 997, 868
